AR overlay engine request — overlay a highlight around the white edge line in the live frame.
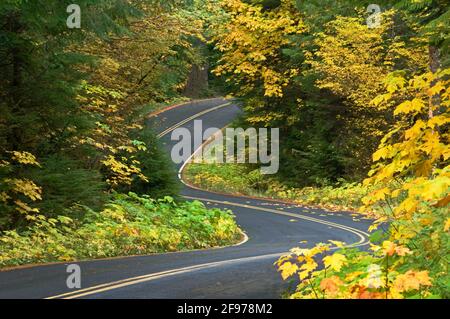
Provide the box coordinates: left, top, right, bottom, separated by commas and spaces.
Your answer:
47, 252, 283, 299
45, 101, 369, 299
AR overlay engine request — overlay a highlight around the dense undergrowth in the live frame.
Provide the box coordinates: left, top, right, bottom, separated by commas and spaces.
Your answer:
0, 192, 241, 268
184, 163, 370, 212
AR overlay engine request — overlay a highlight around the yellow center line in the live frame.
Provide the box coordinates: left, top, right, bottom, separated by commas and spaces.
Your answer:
157, 102, 232, 138
46, 253, 285, 299
46, 198, 369, 299
44, 100, 369, 299
183, 196, 370, 247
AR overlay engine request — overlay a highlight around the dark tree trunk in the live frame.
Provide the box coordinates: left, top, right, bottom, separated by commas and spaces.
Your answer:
428, 45, 441, 119
183, 64, 209, 98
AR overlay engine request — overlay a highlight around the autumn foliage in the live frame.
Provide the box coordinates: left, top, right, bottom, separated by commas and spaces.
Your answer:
0, 1, 241, 262
211, 0, 448, 299
0, 0, 448, 298
0, 1, 200, 227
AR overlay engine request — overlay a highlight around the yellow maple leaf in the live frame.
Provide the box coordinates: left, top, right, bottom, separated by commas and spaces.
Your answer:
381, 241, 396, 256
9, 151, 41, 167
393, 270, 432, 293
299, 259, 318, 279
320, 276, 343, 297
380, 241, 411, 256
278, 261, 298, 280
323, 253, 347, 272
394, 98, 425, 116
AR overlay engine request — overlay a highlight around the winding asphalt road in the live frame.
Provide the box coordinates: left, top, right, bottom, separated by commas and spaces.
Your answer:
0, 98, 372, 299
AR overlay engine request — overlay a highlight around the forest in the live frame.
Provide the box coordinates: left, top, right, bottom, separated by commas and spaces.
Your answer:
0, 0, 449, 299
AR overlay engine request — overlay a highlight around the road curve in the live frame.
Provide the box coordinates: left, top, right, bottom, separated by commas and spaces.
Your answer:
0, 98, 371, 299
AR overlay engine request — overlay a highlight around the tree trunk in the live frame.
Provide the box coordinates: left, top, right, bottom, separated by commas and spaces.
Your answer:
428, 45, 441, 119
183, 64, 209, 98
